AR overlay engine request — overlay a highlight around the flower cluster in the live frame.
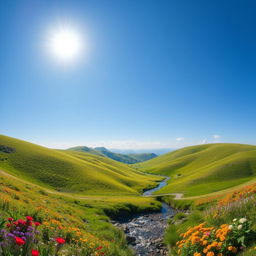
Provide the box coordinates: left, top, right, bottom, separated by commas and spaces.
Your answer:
0, 216, 109, 256
0, 216, 42, 255
42, 218, 109, 255
175, 218, 254, 256
218, 184, 256, 207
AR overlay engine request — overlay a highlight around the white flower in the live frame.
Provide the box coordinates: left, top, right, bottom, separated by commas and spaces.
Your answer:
237, 225, 243, 230
239, 218, 247, 224
228, 225, 233, 230
233, 218, 237, 222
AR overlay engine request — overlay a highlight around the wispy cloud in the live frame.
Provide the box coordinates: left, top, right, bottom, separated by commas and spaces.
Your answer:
176, 137, 185, 142
201, 139, 208, 144
213, 134, 221, 139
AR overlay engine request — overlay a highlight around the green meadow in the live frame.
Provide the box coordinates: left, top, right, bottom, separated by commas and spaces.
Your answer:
135, 143, 256, 196
1, 134, 256, 255
0, 135, 161, 195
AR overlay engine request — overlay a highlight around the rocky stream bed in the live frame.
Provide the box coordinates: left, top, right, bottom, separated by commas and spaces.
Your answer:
115, 177, 176, 256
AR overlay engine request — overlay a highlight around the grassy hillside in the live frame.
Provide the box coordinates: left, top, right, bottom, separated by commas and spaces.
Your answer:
0, 135, 161, 195
66, 146, 105, 156
135, 143, 256, 196
68, 146, 157, 164
128, 153, 157, 162
0, 158, 162, 256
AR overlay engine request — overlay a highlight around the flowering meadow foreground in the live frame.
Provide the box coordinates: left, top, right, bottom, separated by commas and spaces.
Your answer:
165, 183, 256, 256
0, 216, 109, 256
176, 218, 254, 256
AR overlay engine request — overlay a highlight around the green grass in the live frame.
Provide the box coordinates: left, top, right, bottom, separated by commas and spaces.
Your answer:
0, 135, 164, 255
135, 143, 256, 196
0, 135, 161, 195
0, 164, 162, 256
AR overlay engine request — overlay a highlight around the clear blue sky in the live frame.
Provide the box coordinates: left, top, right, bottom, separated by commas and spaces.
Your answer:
1, 0, 256, 149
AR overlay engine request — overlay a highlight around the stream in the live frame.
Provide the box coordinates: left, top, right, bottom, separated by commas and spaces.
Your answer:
115, 177, 176, 256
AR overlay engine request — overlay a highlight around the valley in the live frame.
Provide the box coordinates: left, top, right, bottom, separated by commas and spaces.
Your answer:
0, 134, 255, 256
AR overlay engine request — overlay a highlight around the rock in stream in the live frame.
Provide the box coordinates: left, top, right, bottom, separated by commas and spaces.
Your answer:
115, 203, 175, 256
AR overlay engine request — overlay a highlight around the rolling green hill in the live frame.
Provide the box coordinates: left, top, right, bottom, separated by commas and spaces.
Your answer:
135, 143, 256, 196
0, 135, 161, 195
68, 146, 157, 164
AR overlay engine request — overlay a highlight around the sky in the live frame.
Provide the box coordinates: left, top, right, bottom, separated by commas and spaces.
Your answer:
0, 0, 256, 150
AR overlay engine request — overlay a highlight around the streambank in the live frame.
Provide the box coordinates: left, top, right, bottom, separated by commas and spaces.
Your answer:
115, 177, 176, 256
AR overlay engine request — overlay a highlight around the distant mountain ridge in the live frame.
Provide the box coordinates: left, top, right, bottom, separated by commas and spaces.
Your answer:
67, 146, 157, 164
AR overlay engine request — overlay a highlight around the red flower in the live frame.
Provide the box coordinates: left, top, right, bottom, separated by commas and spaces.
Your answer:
55, 237, 65, 244
96, 246, 103, 250
7, 217, 14, 222
18, 219, 26, 225
31, 249, 40, 256
26, 216, 33, 221
6, 223, 11, 228
34, 222, 41, 226
15, 237, 25, 246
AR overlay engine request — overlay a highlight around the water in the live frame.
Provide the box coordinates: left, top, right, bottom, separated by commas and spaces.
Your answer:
143, 177, 170, 196
116, 176, 175, 256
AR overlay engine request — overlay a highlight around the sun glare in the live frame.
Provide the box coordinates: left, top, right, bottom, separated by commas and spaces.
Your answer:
48, 26, 82, 62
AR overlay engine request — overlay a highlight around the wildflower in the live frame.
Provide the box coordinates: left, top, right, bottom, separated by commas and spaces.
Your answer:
228, 246, 233, 251
239, 218, 247, 223
34, 222, 41, 226
228, 225, 233, 230
206, 252, 214, 256
55, 237, 65, 244
26, 216, 33, 221
15, 237, 25, 246
7, 217, 14, 222
233, 218, 237, 222
31, 249, 40, 256
96, 246, 103, 250
237, 225, 243, 230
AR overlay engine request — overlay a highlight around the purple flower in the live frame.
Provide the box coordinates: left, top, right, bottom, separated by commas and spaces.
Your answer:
27, 226, 33, 231
7, 233, 14, 237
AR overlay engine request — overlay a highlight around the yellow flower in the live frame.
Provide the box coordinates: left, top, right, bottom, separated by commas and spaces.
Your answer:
202, 240, 208, 245
228, 246, 233, 251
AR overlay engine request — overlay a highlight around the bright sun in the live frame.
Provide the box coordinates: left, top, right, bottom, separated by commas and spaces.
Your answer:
49, 26, 82, 62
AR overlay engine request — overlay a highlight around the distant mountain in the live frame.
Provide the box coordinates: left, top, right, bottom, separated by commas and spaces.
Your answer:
67, 146, 104, 156
111, 148, 173, 155
67, 146, 157, 164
